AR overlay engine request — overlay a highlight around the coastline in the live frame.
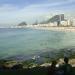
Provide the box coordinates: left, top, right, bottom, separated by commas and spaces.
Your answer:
25, 26, 75, 32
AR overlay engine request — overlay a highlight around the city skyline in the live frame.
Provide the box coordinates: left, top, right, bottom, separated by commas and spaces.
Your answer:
0, 0, 75, 26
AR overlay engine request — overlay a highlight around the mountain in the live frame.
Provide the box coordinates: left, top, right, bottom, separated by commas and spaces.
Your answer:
18, 22, 27, 26
40, 14, 65, 24
47, 14, 65, 23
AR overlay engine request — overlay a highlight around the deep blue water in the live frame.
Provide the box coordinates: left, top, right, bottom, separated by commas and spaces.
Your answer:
0, 28, 75, 60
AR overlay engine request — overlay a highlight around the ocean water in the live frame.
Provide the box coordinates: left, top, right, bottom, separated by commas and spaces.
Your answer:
0, 28, 75, 60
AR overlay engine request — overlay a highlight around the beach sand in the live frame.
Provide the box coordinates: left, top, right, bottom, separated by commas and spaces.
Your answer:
26, 25, 75, 32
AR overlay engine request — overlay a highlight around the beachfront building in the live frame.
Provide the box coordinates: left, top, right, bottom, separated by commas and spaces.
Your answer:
60, 21, 68, 26
67, 19, 72, 26
38, 22, 58, 27
60, 20, 72, 27
48, 22, 58, 27
72, 19, 75, 27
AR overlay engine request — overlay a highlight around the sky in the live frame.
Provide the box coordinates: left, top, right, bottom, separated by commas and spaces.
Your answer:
0, 0, 75, 26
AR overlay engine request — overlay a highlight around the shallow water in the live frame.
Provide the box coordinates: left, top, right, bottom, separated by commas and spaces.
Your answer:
0, 28, 75, 60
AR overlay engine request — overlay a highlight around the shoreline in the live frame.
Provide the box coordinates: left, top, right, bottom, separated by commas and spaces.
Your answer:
25, 26, 75, 32
1, 26, 75, 32
0, 58, 75, 68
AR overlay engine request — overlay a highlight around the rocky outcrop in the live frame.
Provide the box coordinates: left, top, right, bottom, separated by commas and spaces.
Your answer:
18, 22, 27, 26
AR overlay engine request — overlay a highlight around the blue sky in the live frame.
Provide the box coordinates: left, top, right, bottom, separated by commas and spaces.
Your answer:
0, 0, 75, 26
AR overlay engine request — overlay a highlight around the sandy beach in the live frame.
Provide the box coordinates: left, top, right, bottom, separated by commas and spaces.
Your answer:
26, 25, 75, 32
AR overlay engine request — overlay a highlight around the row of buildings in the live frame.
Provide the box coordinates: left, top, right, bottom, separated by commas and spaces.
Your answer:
33, 14, 75, 27
16, 14, 75, 28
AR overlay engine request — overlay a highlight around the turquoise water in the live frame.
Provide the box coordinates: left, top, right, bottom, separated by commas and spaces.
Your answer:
0, 28, 75, 59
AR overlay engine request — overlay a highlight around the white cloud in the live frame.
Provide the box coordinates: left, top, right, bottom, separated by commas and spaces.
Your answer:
0, 4, 19, 12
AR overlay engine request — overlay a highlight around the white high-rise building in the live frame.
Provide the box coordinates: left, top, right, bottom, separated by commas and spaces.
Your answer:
72, 19, 75, 26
